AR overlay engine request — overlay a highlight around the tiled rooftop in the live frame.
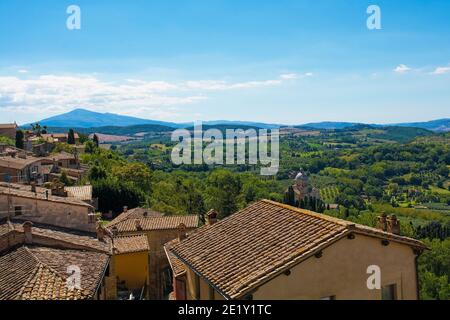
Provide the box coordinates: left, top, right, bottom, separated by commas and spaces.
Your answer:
108, 213, 198, 233
169, 200, 426, 299
113, 235, 149, 254
66, 185, 93, 201
0, 246, 109, 300
164, 238, 186, 277
1, 219, 110, 253
108, 207, 164, 227
0, 183, 92, 208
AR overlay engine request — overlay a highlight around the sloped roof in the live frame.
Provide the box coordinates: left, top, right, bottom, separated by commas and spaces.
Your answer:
164, 238, 186, 277
0, 219, 110, 253
0, 123, 17, 129
169, 200, 426, 299
109, 215, 199, 233
0, 246, 109, 300
113, 235, 149, 254
107, 207, 164, 227
0, 183, 92, 208
66, 185, 92, 201
0, 155, 42, 170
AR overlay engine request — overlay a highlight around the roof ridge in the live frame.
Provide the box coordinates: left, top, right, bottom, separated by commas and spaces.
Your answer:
260, 199, 426, 249
260, 199, 353, 227
16, 260, 43, 299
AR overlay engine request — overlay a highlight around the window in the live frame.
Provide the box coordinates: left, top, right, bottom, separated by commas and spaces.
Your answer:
14, 206, 23, 216
381, 284, 397, 300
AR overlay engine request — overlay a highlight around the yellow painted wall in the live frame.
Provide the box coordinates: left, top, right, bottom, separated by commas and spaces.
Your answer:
252, 234, 418, 300
114, 251, 149, 290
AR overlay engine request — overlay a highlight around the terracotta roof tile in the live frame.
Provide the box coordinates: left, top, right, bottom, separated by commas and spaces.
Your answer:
108, 215, 198, 233
65, 185, 93, 201
0, 183, 92, 208
164, 239, 186, 277
170, 200, 426, 299
0, 155, 42, 170
0, 246, 109, 300
107, 207, 164, 227
1, 220, 110, 253
113, 235, 149, 254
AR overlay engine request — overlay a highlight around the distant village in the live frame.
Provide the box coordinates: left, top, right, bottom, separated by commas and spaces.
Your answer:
0, 122, 426, 300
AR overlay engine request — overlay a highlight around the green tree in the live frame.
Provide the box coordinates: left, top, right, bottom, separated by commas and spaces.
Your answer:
206, 169, 241, 218
15, 130, 24, 149
0, 136, 15, 146
93, 134, 100, 147
112, 162, 152, 191
67, 129, 76, 145
59, 170, 72, 186
92, 178, 146, 215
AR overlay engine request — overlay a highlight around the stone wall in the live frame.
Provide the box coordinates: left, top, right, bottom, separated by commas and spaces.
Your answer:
0, 194, 95, 232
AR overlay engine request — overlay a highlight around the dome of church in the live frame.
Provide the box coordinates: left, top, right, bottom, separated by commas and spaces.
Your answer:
295, 171, 306, 181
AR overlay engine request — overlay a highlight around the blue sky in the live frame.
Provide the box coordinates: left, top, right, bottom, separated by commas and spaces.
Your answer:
0, 0, 449, 125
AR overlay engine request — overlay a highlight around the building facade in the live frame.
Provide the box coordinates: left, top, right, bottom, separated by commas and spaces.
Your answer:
167, 200, 426, 300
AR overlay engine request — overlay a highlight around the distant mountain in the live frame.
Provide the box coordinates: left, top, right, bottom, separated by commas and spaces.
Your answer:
389, 119, 450, 132
30, 108, 180, 129
200, 120, 281, 129
297, 119, 449, 132
25, 108, 449, 133
297, 122, 363, 130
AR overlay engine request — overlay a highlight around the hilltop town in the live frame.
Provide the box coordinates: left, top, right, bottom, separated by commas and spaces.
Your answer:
1, 119, 448, 301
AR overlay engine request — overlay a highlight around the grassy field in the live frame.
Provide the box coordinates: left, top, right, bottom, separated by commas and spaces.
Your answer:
320, 186, 340, 203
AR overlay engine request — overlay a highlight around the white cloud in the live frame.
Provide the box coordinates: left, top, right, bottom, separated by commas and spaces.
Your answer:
0, 75, 205, 119
394, 64, 411, 74
280, 73, 299, 80
0, 73, 295, 120
280, 73, 313, 80
183, 78, 282, 91
431, 66, 450, 75
18, 69, 28, 74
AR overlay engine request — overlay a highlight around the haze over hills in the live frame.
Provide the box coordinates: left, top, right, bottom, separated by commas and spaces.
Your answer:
25, 108, 450, 132
31, 108, 181, 128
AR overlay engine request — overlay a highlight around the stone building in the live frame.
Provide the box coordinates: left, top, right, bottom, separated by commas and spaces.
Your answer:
166, 200, 426, 300
107, 207, 199, 299
0, 123, 17, 140
291, 171, 320, 202
0, 182, 96, 232
0, 219, 116, 300
0, 154, 45, 184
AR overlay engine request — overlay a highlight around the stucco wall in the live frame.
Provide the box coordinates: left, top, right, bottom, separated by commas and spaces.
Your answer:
0, 194, 95, 232
118, 227, 196, 300
252, 233, 418, 300
184, 268, 225, 301
115, 251, 149, 290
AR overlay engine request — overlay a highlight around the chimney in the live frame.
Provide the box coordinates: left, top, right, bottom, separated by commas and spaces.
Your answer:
387, 215, 401, 235
96, 224, 105, 241
377, 212, 387, 232
123, 206, 128, 213
23, 221, 33, 244
178, 223, 187, 241
135, 219, 142, 231
111, 226, 119, 237
206, 209, 218, 226
143, 211, 148, 218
